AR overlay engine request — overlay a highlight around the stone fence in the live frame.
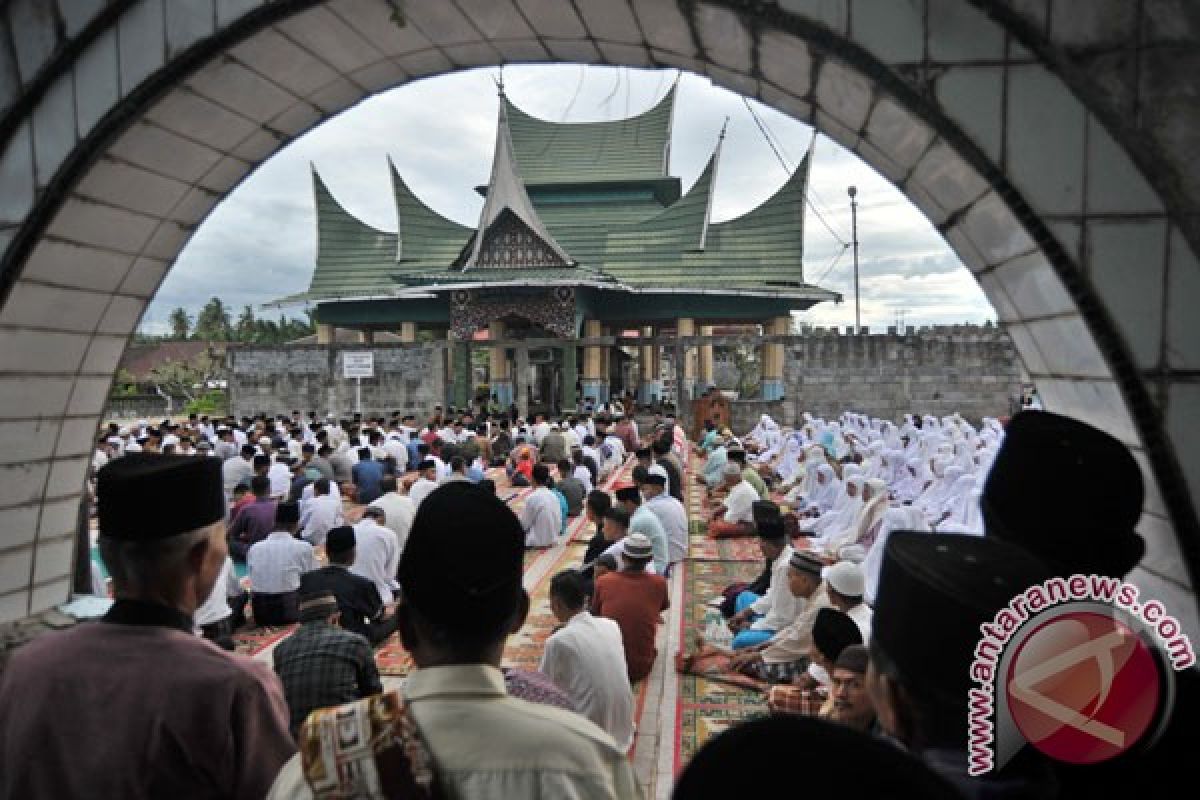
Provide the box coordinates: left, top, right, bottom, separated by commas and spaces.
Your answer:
226, 344, 446, 418
777, 326, 1021, 425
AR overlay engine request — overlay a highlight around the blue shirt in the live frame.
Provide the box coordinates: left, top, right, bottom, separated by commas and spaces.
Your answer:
351, 459, 384, 505
466, 464, 486, 482
405, 440, 422, 471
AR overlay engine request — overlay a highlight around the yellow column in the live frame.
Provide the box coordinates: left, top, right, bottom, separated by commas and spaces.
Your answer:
489, 320, 513, 406
399, 322, 417, 342
763, 316, 788, 401
358, 330, 374, 345
699, 325, 714, 389
640, 325, 657, 404
316, 323, 334, 345
581, 319, 608, 404
678, 317, 696, 399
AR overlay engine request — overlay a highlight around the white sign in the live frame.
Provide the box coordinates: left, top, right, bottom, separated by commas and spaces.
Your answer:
343, 352, 375, 379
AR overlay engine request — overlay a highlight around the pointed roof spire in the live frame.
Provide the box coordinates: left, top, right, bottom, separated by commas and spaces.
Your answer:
463, 85, 573, 270
699, 118, 730, 251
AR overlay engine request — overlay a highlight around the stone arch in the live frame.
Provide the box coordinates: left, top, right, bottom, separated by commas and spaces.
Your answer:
0, 0, 1195, 636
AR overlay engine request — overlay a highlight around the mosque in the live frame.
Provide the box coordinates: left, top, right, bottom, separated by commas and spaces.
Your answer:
274, 82, 839, 412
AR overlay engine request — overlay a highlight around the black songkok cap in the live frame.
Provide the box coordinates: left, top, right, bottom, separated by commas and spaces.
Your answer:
275, 501, 300, 528
97, 453, 224, 540
398, 483, 524, 635
326, 525, 355, 555
982, 410, 1144, 578
755, 516, 787, 541
643, 471, 667, 487
812, 607, 863, 663
873, 531, 1053, 709
751, 499, 781, 527
614, 486, 641, 503
674, 714, 962, 799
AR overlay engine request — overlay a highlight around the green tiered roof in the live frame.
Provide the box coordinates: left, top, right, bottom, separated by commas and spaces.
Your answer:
276, 84, 839, 314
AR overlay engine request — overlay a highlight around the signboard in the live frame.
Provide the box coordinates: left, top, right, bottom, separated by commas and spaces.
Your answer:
343, 352, 375, 379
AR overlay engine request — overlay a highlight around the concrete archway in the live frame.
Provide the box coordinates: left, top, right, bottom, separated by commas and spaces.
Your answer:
0, 0, 1195, 638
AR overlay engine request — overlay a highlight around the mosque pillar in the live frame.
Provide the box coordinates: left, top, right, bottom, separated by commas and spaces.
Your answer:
678, 317, 696, 400
581, 319, 609, 405
561, 342, 578, 414
399, 321, 417, 342
698, 325, 715, 391
762, 316, 788, 401
489, 319, 513, 407
515, 346, 531, 420
639, 326, 661, 406
316, 323, 334, 345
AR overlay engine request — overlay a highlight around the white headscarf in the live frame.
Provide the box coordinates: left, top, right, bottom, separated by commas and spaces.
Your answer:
809, 464, 841, 512
863, 505, 931, 606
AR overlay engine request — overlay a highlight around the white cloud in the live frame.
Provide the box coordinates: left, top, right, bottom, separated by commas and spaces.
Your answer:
144, 65, 995, 333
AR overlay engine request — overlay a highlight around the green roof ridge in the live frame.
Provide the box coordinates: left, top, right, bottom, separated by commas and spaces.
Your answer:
506, 83, 675, 184
309, 166, 397, 295
389, 157, 472, 264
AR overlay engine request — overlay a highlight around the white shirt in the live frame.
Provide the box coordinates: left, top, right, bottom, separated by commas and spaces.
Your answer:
267, 463, 292, 499
193, 557, 242, 629
299, 492, 344, 547
723, 480, 758, 524
532, 421, 551, 445
539, 612, 635, 752
645, 493, 688, 564
409, 477, 439, 509
520, 486, 562, 548
750, 545, 801, 631
246, 532, 315, 594
351, 518, 401, 604
573, 464, 593, 493
368, 492, 416, 555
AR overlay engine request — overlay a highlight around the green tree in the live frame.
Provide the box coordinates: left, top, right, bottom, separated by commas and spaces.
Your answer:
236, 305, 257, 342
146, 352, 222, 404
167, 307, 191, 340
194, 297, 232, 341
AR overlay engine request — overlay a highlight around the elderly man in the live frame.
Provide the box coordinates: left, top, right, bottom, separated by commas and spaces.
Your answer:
367, 474, 416, 555
247, 502, 316, 626
615, 483, 669, 575
272, 588, 382, 737
641, 466, 688, 566
299, 477, 343, 547
268, 482, 638, 799
301, 526, 399, 646
540, 570, 635, 753
0, 454, 294, 798
521, 463, 562, 548
592, 533, 669, 684
726, 517, 797, 649
825, 645, 876, 732
708, 463, 758, 538
351, 506, 401, 606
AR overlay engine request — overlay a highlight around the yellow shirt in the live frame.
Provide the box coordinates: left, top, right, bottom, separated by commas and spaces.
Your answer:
268, 664, 641, 800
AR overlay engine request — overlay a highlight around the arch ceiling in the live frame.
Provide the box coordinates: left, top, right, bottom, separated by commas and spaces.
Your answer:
0, 0, 1196, 640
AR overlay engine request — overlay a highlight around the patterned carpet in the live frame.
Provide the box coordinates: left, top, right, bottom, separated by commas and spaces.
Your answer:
672, 462, 770, 774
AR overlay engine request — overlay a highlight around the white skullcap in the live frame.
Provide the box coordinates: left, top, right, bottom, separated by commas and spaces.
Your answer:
823, 560, 866, 597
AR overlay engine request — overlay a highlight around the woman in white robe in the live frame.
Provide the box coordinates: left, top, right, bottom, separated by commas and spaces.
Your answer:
803, 475, 863, 535
822, 478, 890, 556
863, 505, 931, 605
808, 464, 841, 513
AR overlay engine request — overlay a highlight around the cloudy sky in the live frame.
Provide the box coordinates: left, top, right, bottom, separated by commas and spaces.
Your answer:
144, 65, 994, 334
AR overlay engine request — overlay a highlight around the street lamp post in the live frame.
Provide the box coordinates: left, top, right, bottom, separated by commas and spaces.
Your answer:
848, 185, 860, 331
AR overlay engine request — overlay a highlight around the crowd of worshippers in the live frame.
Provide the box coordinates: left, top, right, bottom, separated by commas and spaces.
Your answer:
673, 408, 1190, 799
85, 405, 690, 639
1, 402, 1186, 798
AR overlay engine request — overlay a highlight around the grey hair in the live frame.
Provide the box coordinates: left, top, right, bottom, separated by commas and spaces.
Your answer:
98, 523, 219, 594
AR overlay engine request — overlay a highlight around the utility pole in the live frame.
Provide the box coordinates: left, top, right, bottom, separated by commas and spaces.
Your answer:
848, 185, 860, 331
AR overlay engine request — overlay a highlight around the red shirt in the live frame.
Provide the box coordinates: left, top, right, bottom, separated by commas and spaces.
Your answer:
592, 570, 670, 683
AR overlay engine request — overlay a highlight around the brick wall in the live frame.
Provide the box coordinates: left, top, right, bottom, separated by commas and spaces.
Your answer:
776, 325, 1021, 425
227, 344, 446, 417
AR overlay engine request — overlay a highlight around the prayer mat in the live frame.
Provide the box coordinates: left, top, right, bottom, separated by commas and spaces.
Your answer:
374, 632, 415, 677
232, 624, 296, 657
504, 542, 588, 670
672, 558, 770, 773
686, 534, 763, 562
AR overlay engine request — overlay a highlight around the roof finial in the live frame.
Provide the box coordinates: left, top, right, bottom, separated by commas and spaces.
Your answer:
718, 116, 730, 141
494, 66, 505, 97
